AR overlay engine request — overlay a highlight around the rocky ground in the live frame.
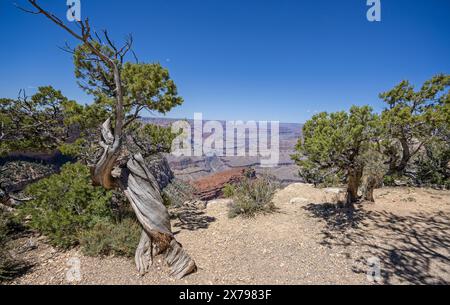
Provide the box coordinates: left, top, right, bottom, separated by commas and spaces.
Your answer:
6, 184, 450, 285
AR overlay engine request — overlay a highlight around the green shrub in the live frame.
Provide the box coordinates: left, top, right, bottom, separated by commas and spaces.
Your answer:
161, 178, 197, 208
445, 180, 450, 190
414, 141, 450, 189
79, 218, 141, 257
222, 184, 236, 198
17, 162, 144, 259
228, 174, 279, 218
161, 192, 173, 207
19, 163, 114, 249
295, 159, 344, 187
383, 175, 396, 187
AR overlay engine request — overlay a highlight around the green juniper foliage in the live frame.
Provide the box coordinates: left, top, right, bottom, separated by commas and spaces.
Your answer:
79, 218, 141, 258
292, 75, 450, 193
17, 163, 147, 256
19, 163, 114, 249
292, 106, 379, 204
0, 86, 77, 156
59, 44, 185, 161
379, 74, 450, 177
0, 85, 108, 160
414, 140, 450, 188
74, 43, 183, 119
130, 123, 181, 156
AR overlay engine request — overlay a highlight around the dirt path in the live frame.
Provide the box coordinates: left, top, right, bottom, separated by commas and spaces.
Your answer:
9, 184, 450, 285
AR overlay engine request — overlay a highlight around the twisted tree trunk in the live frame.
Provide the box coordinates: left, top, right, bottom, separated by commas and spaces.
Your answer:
95, 121, 197, 279
363, 175, 377, 202
346, 166, 363, 207
387, 137, 412, 176
122, 154, 196, 278
396, 137, 411, 175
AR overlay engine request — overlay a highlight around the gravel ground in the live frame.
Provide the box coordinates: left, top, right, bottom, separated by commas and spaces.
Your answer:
7, 184, 450, 285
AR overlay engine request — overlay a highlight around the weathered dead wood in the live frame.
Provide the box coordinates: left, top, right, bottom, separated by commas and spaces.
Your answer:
94, 121, 196, 279
363, 175, 378, 203
134, 231, 153, 275
92, 119, 121, 189
121, 154, 197, 279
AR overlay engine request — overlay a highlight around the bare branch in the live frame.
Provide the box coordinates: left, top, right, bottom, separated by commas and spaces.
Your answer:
94, 31, 103, 44
123, 105, 145, 129
131, 49, 139, 64
14, 2, 39, 14
103, 30, 118, 54
23, 0, 85, 41
58, 42, 76, 55
118, 34, 133, 57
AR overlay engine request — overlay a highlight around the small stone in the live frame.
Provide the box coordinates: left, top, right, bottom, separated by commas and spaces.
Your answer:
290, 197, 309, 205
324, 188, 345, 194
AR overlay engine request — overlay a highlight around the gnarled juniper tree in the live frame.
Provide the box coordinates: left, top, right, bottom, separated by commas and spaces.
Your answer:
292, 106, 378, 207
15, 0, 196, 278
380, 74, 450, 177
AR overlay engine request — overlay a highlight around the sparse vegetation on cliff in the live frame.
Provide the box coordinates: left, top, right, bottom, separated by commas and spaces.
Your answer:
293, 75, 450, 206
19, 163, 114, 249
228, 174, 280, 218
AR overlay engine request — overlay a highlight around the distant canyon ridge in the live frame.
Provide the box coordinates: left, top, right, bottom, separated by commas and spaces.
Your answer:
143, 118, 304, 184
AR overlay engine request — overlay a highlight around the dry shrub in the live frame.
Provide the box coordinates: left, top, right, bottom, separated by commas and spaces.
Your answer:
228, 174, 280, 218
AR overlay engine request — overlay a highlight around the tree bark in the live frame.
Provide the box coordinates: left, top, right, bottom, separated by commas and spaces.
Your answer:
92, 119, 121, 189
346, 167, 363, 207
91, 56, 196, 280
121, 154, 197, 279
363, 175, 377, 202
386, 137, 411, 176
397, 137, 411, 174
95, 122, 196, 279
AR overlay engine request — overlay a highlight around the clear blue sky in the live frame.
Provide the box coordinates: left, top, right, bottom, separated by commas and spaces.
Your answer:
1, 0, 449, 123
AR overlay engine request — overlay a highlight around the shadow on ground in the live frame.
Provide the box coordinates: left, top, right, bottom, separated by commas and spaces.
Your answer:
172, 207, 216, 231
304, 203, 450, 285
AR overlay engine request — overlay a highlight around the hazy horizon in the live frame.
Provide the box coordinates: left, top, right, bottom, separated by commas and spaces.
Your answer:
1, 0, 449, 122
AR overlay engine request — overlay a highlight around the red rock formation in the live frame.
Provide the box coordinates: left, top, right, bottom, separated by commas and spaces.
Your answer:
190, 168, 255, 201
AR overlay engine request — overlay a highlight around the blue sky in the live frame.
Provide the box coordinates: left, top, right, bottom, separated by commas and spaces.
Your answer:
1, 0, 449, 123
